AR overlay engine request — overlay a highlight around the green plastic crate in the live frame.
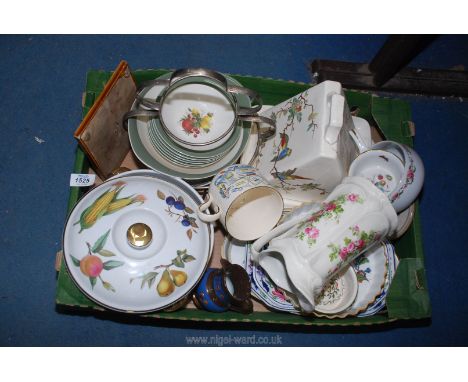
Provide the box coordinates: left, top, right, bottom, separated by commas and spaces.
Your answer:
55, 69, 431, 327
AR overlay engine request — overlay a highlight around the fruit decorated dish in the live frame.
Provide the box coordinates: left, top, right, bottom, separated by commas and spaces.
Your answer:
62, 171, 213, 313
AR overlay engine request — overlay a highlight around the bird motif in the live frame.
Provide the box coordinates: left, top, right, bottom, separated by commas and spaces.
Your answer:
272, 168, 312, 182
271, 133, 292, 162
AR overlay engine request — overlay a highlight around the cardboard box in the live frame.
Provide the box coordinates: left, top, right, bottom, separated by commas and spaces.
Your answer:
55, 68, 431, 327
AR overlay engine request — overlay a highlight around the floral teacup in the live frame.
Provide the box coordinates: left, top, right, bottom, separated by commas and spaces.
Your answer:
348, 149, 405, 197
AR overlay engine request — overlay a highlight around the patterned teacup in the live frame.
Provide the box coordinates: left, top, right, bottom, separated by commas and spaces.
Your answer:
372, 141, 425, 213
349, 134, 425, 213
197, 164, 284, 241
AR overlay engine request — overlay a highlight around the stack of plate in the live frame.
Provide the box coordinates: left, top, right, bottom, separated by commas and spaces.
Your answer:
127, 73, 252, 188
222, 237, 399, 318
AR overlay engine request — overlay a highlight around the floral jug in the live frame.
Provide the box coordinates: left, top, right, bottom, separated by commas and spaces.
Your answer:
250, 176, 398, 313
252, 81, 362, 207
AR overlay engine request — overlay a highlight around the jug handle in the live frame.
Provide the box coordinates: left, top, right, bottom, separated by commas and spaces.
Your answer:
349, 130, 370, 153
251, 209, 320, 262
325, 93, 345, 145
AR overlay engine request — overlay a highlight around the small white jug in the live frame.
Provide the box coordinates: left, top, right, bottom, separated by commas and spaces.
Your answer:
251, 176, 398, 313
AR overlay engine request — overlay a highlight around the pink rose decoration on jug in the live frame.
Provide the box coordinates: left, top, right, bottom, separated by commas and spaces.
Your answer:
305, 227, 320, 239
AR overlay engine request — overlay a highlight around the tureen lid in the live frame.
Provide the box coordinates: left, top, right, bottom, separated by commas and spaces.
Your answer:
62, 172, 213, 313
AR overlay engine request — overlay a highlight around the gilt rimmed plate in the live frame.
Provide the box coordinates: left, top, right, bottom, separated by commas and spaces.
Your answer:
342, 242, 388, 316
358, 241, 399, 317
63, 173, 213, 313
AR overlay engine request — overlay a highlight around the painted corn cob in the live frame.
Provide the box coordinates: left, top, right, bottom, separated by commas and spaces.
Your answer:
104, 194, 146, 215
74, 181, 126, 233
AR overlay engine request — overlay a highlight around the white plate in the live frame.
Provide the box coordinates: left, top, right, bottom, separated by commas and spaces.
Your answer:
357, 241, 399, 317
391, 203, 415, 239
346, 242, 388, 315
63, 173, 213, 313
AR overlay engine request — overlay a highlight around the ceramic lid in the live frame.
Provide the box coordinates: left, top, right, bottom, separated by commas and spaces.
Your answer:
63, 173, 213, 313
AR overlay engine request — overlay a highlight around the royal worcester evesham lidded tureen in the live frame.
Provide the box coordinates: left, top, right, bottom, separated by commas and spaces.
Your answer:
62, 170, 214, 313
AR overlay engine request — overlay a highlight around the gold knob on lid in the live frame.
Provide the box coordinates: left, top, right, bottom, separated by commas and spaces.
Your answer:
127, 223, 152, 249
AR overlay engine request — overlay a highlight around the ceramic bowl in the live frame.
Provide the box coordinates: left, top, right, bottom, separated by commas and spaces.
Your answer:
314, 266, 358, 316
348, 149, 405, 197
159, 79, 237, 151
372, 141, 425, 213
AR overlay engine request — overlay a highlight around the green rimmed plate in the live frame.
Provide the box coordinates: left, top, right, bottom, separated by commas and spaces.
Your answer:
148, 120, 228, 167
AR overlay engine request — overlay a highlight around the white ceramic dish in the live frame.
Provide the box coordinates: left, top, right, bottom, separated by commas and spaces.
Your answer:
349, 149, 405, 197
148, 122, 227, 169
345, 241, 388, 316
107, 169, 215, 257
137, 118, 247, 177
63, 173, 213, 313
159, 82, 236, 150
314, 266, 358, 316
369, 141, 424, 213
148, 114, 241, 163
